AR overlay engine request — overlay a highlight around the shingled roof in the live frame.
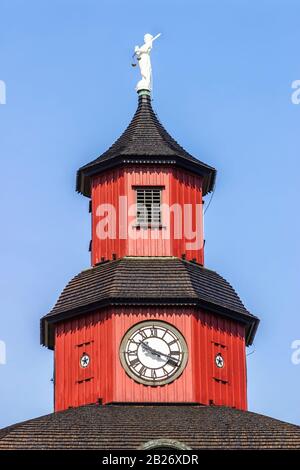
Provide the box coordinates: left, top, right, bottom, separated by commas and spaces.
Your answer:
41, 257, 259, 349
76, 92, 216, 197
1, 404, 300, 449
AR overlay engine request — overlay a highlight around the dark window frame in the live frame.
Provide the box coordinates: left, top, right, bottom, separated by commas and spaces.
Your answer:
133, 186, 164, 228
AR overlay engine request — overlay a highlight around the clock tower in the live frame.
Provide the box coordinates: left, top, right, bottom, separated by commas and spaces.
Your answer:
41, 88, 259, 412
3, 36, 300, 452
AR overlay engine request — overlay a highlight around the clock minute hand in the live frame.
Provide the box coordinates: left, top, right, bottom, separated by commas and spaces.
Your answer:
160, 352, 179, 367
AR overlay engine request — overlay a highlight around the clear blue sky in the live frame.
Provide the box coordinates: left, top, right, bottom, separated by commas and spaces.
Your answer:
0, 0, 299, 428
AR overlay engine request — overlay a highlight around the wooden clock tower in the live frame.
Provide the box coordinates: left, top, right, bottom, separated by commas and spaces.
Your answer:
41, 89, 259, 413
3, 41, 300, 451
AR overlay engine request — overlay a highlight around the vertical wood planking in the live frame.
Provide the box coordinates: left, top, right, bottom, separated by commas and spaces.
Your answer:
91, 167, 204, 264
54, 307, 247, 411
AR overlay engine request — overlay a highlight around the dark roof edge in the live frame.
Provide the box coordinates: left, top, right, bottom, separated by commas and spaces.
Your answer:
41, 297, 259, 350
75, 91, 217, 197
76, 157, 216, 197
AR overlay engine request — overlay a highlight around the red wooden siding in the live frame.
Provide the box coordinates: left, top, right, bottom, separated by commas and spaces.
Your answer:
192, 312, 247, 409
91, 167, 204, 265
54, 307, 247, 412
125, 167, 171, 258
91, 168, 127, 264
169, 168, 204, 263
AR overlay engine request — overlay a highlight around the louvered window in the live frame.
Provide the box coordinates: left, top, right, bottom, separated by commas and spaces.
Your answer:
136, 187, 162, 226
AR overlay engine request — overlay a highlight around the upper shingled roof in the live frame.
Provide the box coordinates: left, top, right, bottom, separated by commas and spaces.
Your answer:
1, 404, 300, 449
41, 257, 259, 348
76, 92, 216, 196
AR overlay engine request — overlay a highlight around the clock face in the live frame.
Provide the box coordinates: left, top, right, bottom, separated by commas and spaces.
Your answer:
119, 321, 188, 386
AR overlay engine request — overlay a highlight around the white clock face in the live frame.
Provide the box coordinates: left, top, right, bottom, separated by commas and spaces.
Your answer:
119, 321, 188, 386
80, 353, 90, 368
215, 353, 224, 368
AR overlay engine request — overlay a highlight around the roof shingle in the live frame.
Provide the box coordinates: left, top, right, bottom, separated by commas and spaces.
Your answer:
76, 93, 216, 196
41, 257, 259, 348
1, 404, 299, 450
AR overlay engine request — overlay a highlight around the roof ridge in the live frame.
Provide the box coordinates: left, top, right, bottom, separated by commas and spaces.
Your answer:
180, 259, 252, 316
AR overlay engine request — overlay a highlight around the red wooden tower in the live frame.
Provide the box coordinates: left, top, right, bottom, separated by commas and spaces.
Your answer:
41, 89, 259, 413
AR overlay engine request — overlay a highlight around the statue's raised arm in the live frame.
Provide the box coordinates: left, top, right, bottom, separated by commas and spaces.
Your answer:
134, 33, 161, 92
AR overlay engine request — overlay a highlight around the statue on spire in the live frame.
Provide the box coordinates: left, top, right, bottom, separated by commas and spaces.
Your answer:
133, 33, 161, 92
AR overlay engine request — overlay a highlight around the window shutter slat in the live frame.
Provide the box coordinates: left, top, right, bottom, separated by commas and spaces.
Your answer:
136, 188, 162, 225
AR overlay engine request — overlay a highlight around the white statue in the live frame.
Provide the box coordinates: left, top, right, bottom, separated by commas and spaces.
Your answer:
134, 33, 161, 92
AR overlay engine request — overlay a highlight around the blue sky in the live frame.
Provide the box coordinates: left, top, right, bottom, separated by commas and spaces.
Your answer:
0, 0, 300, 427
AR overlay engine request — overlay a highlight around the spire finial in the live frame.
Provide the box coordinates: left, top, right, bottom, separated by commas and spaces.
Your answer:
133, 33, 161, 93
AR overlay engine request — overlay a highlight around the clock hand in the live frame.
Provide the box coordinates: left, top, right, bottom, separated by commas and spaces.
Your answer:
140, 341, 161, 357
140, 341, 179, 366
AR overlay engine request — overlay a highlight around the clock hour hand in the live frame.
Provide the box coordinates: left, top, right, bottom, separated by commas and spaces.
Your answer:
140, 341, 161, 357
140, 341, 179, 367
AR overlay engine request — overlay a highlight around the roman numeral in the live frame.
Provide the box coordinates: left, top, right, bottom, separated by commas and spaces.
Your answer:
139, 365, 147, 376
129, 358, 140, 367
130, 340, 141, 345
167, 339, 178, 346
167, 358, 179, 368
150, 327, 158, 337
151, 369, 157, 379
139, 330, 147, 339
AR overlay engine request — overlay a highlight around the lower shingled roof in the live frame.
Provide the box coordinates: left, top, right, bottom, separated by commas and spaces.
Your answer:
0, 404, 300, 450
41, 257, 259, 349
